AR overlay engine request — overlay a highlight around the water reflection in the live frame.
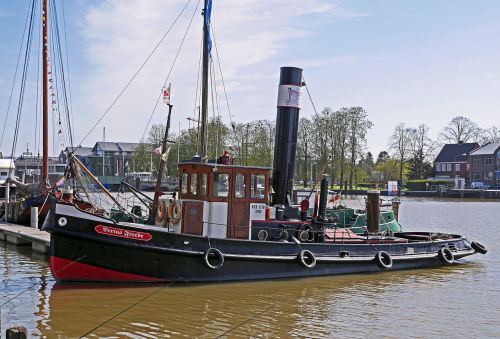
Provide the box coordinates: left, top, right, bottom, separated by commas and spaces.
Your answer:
36, 263, 483, 338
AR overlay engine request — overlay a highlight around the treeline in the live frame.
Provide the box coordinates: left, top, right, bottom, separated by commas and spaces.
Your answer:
386, 116, 500, 183
133, 111, 499, 187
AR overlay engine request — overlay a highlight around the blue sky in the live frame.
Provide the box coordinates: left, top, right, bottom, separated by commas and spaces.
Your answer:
1, 0, 499, 158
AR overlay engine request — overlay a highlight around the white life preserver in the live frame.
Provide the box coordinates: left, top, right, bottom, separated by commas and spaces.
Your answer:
298, 249, 316, 269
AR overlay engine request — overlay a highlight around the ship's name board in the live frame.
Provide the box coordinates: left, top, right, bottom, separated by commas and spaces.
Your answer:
95, 225, 152, 241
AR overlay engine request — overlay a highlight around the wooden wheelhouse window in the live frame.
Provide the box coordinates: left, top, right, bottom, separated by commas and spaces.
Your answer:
213, 173, 230, 198
190, 173, 198, 195
200, 173, 207, 196
235, 173, 246, 198
251, 174, 266, 199
181, 172, 188, 195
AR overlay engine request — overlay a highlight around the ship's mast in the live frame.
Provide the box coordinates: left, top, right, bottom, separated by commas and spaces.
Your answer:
42, 0, 49, 186
199, 0, 210, 160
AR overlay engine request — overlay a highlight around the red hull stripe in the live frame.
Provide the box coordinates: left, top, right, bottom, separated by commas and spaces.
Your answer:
50, 256, 166, 282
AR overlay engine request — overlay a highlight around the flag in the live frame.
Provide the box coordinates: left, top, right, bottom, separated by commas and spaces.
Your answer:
153, 146, 162, 155
205, 0, 213, 57
55, 177, 65, 187
162, 83, 171, 105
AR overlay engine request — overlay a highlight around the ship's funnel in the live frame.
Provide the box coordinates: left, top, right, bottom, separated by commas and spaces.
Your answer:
272, 67, 303, 206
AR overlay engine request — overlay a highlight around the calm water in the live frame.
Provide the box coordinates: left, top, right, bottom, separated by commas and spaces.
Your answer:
1, 198, 499, 338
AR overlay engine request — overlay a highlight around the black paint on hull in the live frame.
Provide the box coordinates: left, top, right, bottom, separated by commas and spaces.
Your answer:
44, 202, 478, 283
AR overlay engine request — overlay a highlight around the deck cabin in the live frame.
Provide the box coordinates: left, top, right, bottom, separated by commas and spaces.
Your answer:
159, 161, 271, 239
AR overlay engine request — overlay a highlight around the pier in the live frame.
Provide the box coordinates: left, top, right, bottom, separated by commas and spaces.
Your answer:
0, 222, 50, 254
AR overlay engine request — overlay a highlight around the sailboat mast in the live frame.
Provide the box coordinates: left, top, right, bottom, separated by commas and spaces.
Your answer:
199, 0, 210, 160
42, 0, 49, 184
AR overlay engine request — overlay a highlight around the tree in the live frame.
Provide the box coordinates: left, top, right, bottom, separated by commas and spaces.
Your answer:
346, 107, 372, 190
388, 123, 412, 182
407, 124, 436, 179
482, 126, 500, 144
439, 116, 482, 144
376, 151, 390, 164
297, 117, 313, 187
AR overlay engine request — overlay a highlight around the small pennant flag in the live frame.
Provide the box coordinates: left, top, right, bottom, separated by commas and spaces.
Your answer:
162, 83, 171, 105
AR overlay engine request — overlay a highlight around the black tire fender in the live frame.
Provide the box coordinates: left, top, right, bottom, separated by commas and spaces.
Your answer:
375, 251, 393, 269
298, 249, 316, 269
471, 241, 487, 255
204, 248, 224, 270
438, 247, 454, 264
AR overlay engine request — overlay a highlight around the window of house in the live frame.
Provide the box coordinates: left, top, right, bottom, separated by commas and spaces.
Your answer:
181, 172, 188, 194
441, 163, 446, 172
0, 171, 7, 176
251, 174, 266, 199
190, 173, 198, 195
446, 163, 451, 171
435, 164, 440, 172
200, 173, 207, 196
473, 157, 480, 165
485, 157, 492, 165
213, 173, 229, 197
455, 164, 460, 172
472, 172, 481, 181
235, 173, 246, 198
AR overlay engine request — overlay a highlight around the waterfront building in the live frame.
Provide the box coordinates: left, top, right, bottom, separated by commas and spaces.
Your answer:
433, 142, 479, 184
469, 142, 500, 189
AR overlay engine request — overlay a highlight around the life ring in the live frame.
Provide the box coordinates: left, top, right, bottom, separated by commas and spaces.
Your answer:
471, 241, 487, 255
155, 200, 166, 224
296, 224, 314, 242
375, 251, 393, 269
168, 199, 182, 225
298, 249, 316, 268
204, 248, 224, 270
438, 247, 454, 264
257, 229, 268, 241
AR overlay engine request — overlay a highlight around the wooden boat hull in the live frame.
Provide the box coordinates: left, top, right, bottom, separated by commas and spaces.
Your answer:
43, 202, 479, 283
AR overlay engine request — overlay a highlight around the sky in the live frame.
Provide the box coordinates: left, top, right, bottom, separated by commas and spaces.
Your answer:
1, 0, 500, 158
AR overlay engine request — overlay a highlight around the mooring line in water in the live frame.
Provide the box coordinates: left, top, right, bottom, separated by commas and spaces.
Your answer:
214, 303, 277, 338
79, 285, 167, 338
0, 254, 86, 308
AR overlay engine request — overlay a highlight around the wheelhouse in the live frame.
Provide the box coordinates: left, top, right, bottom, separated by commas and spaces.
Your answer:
175, 162, 271, 239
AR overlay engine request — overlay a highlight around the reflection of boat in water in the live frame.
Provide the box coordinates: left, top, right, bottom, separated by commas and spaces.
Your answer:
42, 262, 484, 337
42, 1, 486, 283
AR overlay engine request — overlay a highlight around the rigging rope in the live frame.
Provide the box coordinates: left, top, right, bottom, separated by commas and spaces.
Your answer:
0, 1, 32, 151
137, 0, 201, 144
78, 0, 196, 147
211, 19, 234, 130
303, 74, 319, 116
10, 0, 37, 162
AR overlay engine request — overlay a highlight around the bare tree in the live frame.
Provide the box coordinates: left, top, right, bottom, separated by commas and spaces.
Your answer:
347, 107, 372, 190
407, 124, 436, 179
297, 117, 313, 187
388, 123, 412, 182
482, 126, 500, 144
439, 116, 482, 144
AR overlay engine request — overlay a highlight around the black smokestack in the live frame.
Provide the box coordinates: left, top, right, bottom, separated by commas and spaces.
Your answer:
272, 66, 303, 206
318, 175, 329, 220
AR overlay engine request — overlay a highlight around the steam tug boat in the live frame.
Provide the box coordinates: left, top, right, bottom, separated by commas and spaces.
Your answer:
42, 66, 487, 282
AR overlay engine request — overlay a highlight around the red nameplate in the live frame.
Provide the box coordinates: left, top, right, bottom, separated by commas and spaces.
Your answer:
95, 225, 152, 241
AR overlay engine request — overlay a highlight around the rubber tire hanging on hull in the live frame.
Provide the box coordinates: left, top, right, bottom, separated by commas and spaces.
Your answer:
204, 248, 224, 270
471, 241, 487, 254
298, 250, 316, 268
375, 251, 393, 269
438, 247, 454, 264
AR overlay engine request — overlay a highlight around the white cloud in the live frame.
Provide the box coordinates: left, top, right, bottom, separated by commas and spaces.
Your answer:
72, 0, 357, 144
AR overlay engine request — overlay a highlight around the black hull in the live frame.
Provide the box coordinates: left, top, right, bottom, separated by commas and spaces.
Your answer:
43, 202, 479, 283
